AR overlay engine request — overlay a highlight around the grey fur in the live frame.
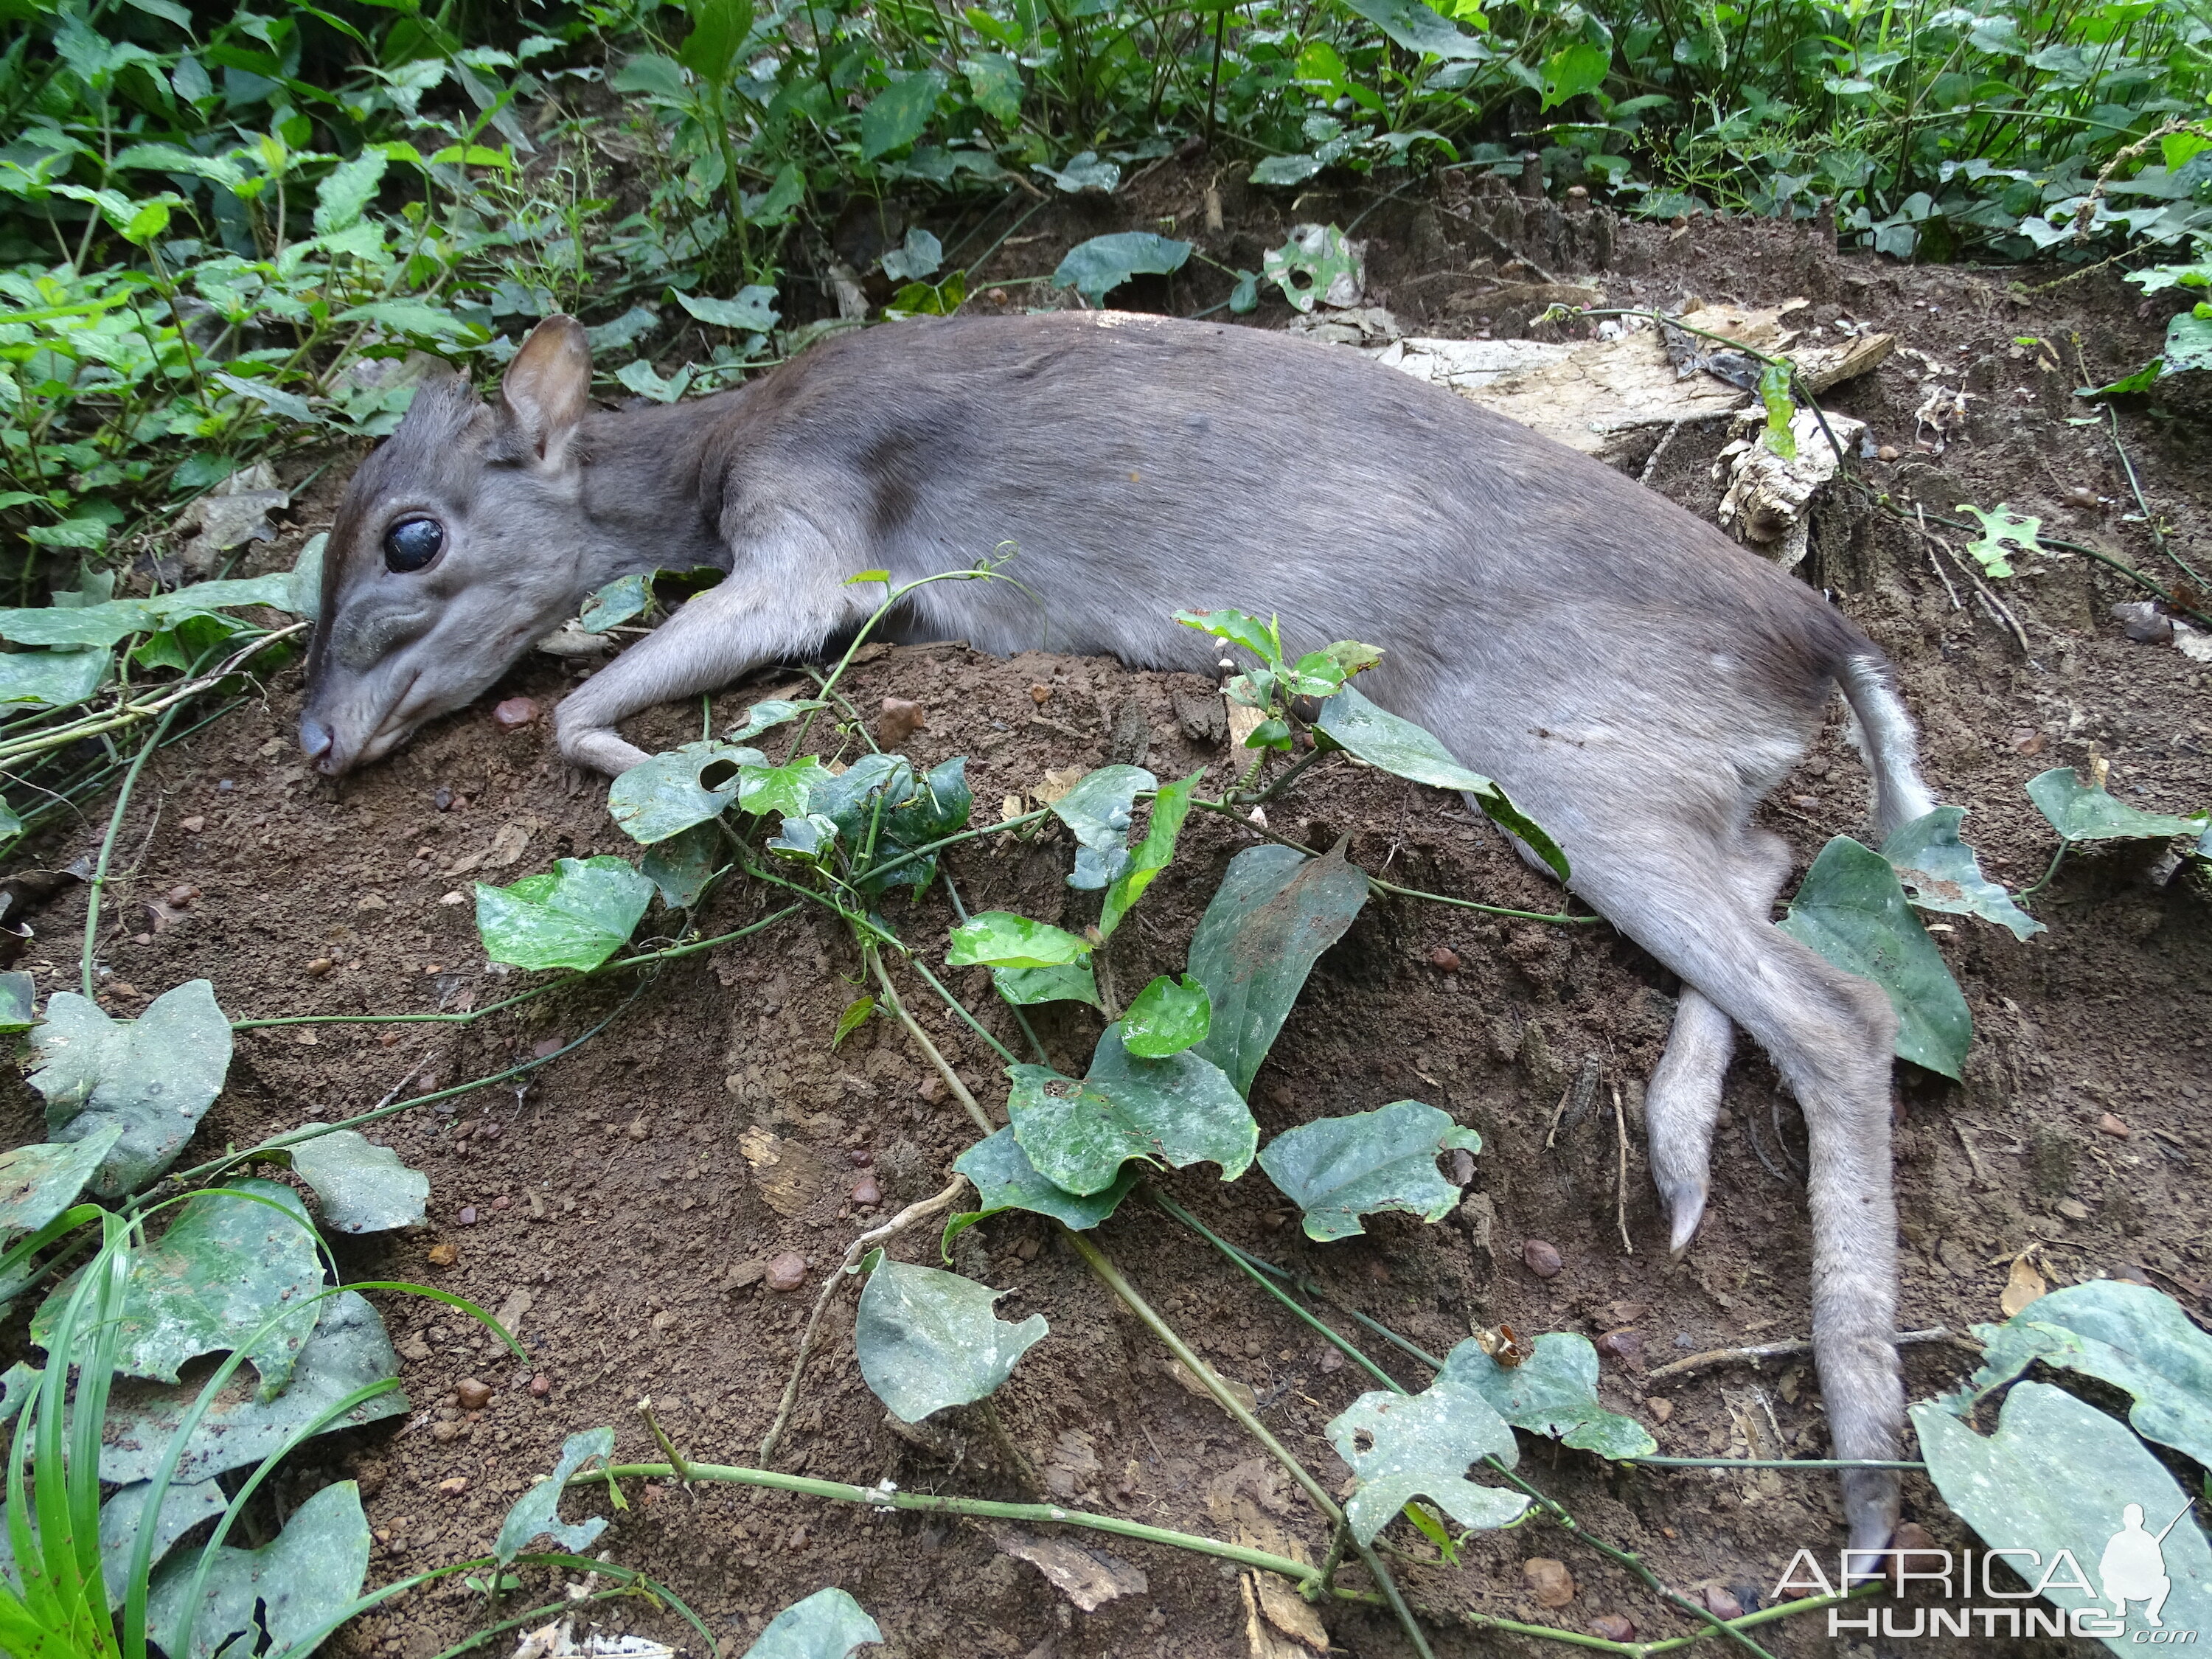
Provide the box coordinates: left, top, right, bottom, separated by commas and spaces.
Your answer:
302, 311, 1934, 1548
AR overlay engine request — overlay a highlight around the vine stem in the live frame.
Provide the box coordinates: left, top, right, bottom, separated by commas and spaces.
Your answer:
80, 698, 185, 999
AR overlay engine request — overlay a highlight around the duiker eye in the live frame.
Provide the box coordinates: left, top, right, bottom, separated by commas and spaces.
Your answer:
383, 518, 445, 573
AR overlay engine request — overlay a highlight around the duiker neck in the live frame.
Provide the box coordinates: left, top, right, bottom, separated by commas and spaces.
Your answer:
566, 392, 742, 592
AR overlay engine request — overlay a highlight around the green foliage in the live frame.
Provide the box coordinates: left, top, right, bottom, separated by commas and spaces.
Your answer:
2027, 768, 2208, 844
495, 1429, 615, 1565
945, 1127, 1138, 1256
147, 1480, 369, 1659
1326, 1371, 1529, 1545
285, 1130, 429, 1235
1955, 503, 2048, 579
853, 1255, 1048, 1422
1256, 1099, 1479, 1241
743, 1588, 883, 1659
29, 981, 232, 1198
947, 913, 1091, 970
1880, 806, 2044, 942
608, 740, 764, 844
1441, 1332, 1657, 1459
1047, 765, 1155, 890
1005, 1025, 1259, 1195
474, 856, 655, 973
1119, 974, 1211, 1058
1051, 233, 1194, 306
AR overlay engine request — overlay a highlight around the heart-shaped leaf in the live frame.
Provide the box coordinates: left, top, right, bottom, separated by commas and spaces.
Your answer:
98, 1479, 227, 1610
1051, 232, 1192, 305
0, 1124, 122, 1241
744, 1587, 883, 1659
148, 1478, 369, 1659
1172, 608, 1281, 665
677, 285, 780, 334
948, 913, 1091, 970
945, 1126, 1138, 1257
476, 857, 654, 972
30, 979, 232, 1197
1099, 771, 1200, 937
991, 964, 1102, 1009
608, 740, 764, 844
1257, 1099, 1479, 1242
812, 754, 973, 894
2027, 768, 2207, 844
1441, 1332, 1657, 1459
1048, 764, 1157, 890
1882, 806, 2044, 941
288, 1129, 428, 1234
1121, 974, 1211, 1058
1317, 686, 1568, 880
854, 1257, 1047, 1422
859, 68, 947, 160
1005, 1024, 1257, 1195
1327, 1374, 1529, 1545
1338, 0, 1489, 58
495, 1427, 615, 1565
739, 755, 830, 819
1778, 835, 1970, 1079
1187, 843, 1368, 1097
727, 697, 828, 743
577, 572, 652, 632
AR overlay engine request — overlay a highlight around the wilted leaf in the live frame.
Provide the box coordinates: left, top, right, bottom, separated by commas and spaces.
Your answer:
855, 1257, 1047, 1421
30, 979, 232, 1197
32, 1180, 320, 1399
1006, 1024, 1257, 1195
0, 1125, 122, 1241
1913, 1382, 2212, 1648
1778, 836, 1970, 1080
1187, 844, 1368, 1097
148, 1479, 369, 1659
744, 1587, 883, 1659
1317, 686, 1568, 880
1051, 232, 1192, 305
1121, 974, 1211, 1059
2026, 768, 2207, 844
1048, 765, 1156, 889
495, 1427, 615, 1565
608, 740, 763, 844
1099, 771, 1199, 937
1327, 1374, 1529, 1545
1441, 1332, 1657, 1459
1257, 1099, 1479, 1242
100, 1292, 407, 1486
948, 913, 1091, 970
98, 1479, 226, 1609
476, 857, 654, 972
945, 1127, 1137, 1257
1882, 807, 2044, 941
2002, 1255, 2048, 1318
289, 1129, 428, 1233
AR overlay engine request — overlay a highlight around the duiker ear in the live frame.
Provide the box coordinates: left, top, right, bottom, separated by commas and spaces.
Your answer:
497, 315, 591, 464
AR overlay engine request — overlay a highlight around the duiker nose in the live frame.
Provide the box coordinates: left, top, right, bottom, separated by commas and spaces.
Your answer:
299, 716, 336, 772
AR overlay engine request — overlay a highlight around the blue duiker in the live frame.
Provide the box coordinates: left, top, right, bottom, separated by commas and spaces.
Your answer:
301, 310, 1936, 1551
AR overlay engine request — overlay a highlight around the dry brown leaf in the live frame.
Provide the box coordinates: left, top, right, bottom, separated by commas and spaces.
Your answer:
738, 1126, 836, 1217
1166, 1357, 1259, 1414
487, 821, 533, 869
1240, 1575, 1317, 1659
495, 1287, 534, 1340
2001, 1254, 2048, 1317
1033, 765, 1087, 806
992, 1528, 1148, 1611
1044, 1426, 1102, 1500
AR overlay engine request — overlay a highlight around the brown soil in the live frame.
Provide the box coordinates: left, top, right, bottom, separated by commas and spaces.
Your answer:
4, 169, 2208, 1659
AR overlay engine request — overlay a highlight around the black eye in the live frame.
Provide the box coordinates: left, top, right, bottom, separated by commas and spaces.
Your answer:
383, 518, 445, 573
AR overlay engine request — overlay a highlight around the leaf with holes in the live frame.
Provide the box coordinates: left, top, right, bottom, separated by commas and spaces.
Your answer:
1100, 771, 1199, 938
1051, 232, 1192, 305
2027, 768, 2207, 844
32, 1180, 320, 1399
0, 1125, 121, 1242
1120, 974, 1211, 1059
1778, 836, 1970, 1080
29, 979, 232, 1197
1943, 1281, 2212, 1472
1187, 843, 1368, 1097
855, 1256, 1047, 1422
1954, 502, 2047, 579
608, 740, 763, 844
288, 1129, 428, 1233
475, 857, 655, 972
1258, 1100, 1479, 1242
147, 1479, 370, 1659
1006, 1024, 1257, 1196
1882, 807, 2044, 941
1048, 764, 1156, 890
948, 913, 1091, 970
1441, 1332, 1657, 1459
1262, 224, 1361, 313
1317, 686, 1568, 880
944, 1127, 1138, 1258
744, 1587, 884, 1659
495, 1427, 615, 1565
1328, 1374, 1529, 1545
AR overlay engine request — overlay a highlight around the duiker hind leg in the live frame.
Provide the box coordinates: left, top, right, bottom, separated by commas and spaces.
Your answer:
1644, 827, 1795, 1255
1571, 834, 1902, 1551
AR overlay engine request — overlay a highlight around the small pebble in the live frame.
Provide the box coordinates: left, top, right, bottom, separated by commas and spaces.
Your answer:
1522, 1238, 1564, 1279
218, 779, 235, 792
627, 1117, 648, 1141
1427, 945, 1461, 973
852, 1175, 882, 1206
1594, 1329, 1644, 1366
306, 958, 333, 977
167, 883, 198, 908
2112, 600, 2174, 645
437, 1475, 469, 1495
2055, 1197, 2090, 1221
1447, 1147, 1475, 1185
426, 1242, 459, 1267
1646, 1396, 1673, 1423
849, 1148, 874, 1167
765, 1251, 807, 1292
1523, 1558, 1576, 1608
433, 787, 454, 811
529, 1374, 552, 1398
2098, 1112, 2131, 1138
431, 1421, 459, 1443
1029, 684, 1052, 704
181, 815, 206, 833
1702, 1587, 1745, 1621
1589, 1615, 1636, 1642
2011, 727, 2047, 756
455, 1377, 493, 1411
457, 1206, 479, 1225
493, 697, 539, 730
491, 1195, 510, 1211
877, 697, 927, 746
2064, 485, 2099, 509
530, 1036, 564, 1060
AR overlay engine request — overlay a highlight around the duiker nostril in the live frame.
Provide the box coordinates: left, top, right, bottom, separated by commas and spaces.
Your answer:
299, 717, 333, 762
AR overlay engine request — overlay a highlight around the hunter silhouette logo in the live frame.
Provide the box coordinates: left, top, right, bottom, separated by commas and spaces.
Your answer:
2104, 1503, 2192, 1627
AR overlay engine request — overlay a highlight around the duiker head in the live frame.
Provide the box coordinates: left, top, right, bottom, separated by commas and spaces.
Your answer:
299, 316, 596, 774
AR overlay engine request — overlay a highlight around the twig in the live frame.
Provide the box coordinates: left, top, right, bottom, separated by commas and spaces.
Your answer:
868, 945, 992, 1137
80, 706, 181, 999
1613, 1085, 1632, 1256
2107, 403, 2208, 591
1638, 418, 1686, 487
1646, 1327, 1954, 1381
636, 1397, 693, 1485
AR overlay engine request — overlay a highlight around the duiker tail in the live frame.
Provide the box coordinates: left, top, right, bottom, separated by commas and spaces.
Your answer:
1837, 653, 1937, 840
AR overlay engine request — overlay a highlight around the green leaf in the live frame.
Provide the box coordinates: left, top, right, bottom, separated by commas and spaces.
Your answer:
854, 1258, 1047, 1421
1051, 232, 1193, 306
676, 285, 780, 333
1099, 771, 1198, 937
1244, 717, 1293, 751
743, 1587, 883, 1659
100, 1291, 407, 1485
475, 857, 654, 972
768, 813, 839, 860
832, 995, 875, 1050
1327, 1373, 1530, 1545
726, 697, 828, 742
962, 52, 1023, 122
288, 1129, 428, 1233
880, 228, 943, 283
29, 980, 232, 1197
1778, 836, 1970, 1080
947, 913, 1091, 970
678, 0, 754, 82
1912, 1382, 2212, 1649
1262, 224, 1361, 314
641, 823, 723, 908
0, 597, 159, 647
860, 69, 947, 161
285, 533, 325, 617
1005, 1024, 1257, 1195
1187, 843, 1368, 1097
1317, 686, 1569, 880
615, 359, 692, 403
945, 1127, 1136, 1259
579, 571, 651, 631
1338, 0, 1489, 58
1121, 974, 1211, 1059
1257, 1099, 1478, 1242
2027, 768, 2207, 844
1172, 608, 1281, 664
1440, 1332, 1658, 1459
495, 1428, 615, 1565
1539, 39, 1610, 108
0, 647, 108, 711
2164, 305, 2212, 377
1954, 502, 2046, 579
0, 1127, 121, 1242
1881, 806, 2044, 941
991, 964, 1102, 1009
23, 516, 116, 551
813, 754, 973, 894
1034, 151, 1121, 193
33, 1179, 319, 1398
148, 1479, 370, 1659
1757, 360, 1797, 458
98, 1480, 227, 1610
1944, 1281, 2212, 1472
1229, 271, 1259, 313
1287, 641, 1383, 697
611, 52, 688, 97
607, 740, 763, 844
313, 150, 386, 234
211, 369, 318, 423
737, 755, 830, 820
1048, 764, 1156, 889
1252, 154, 1325, 187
